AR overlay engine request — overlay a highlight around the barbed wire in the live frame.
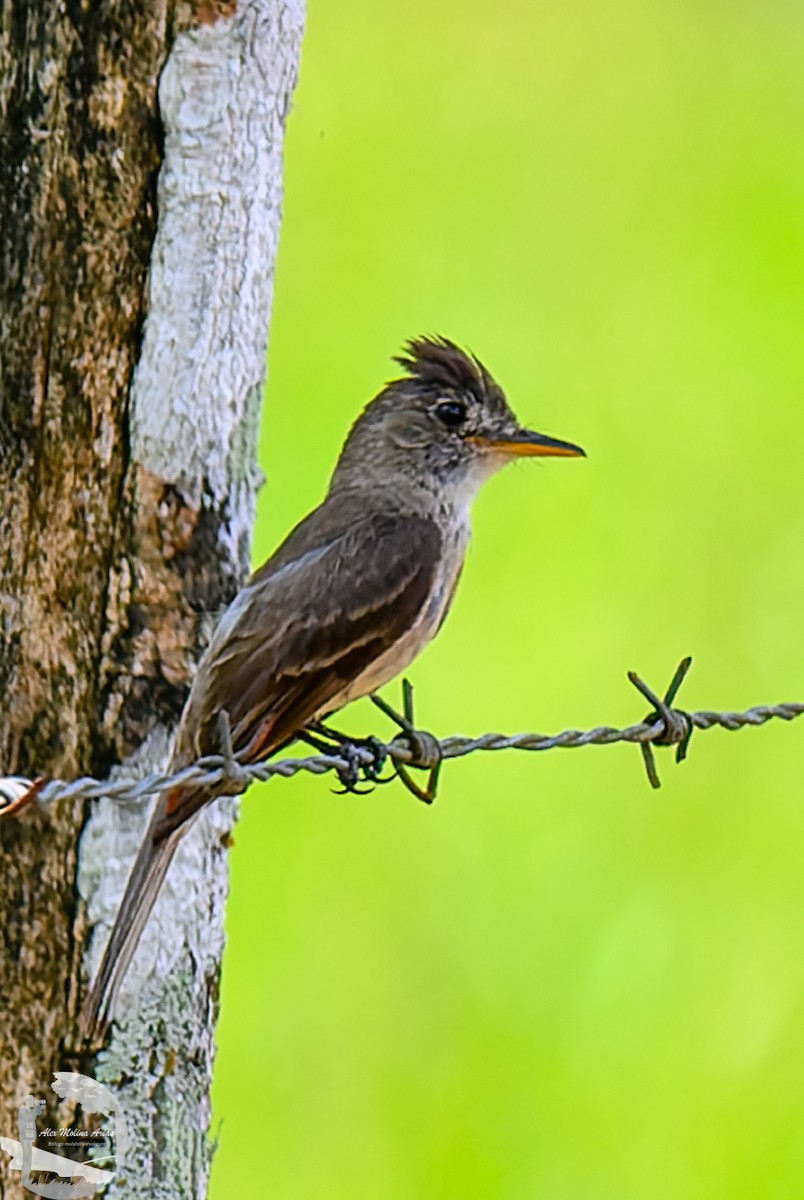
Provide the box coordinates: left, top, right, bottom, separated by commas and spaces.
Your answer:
1, 657, 802, 815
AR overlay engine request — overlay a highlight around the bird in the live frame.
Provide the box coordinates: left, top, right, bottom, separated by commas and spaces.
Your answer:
80, 335, 584, 1039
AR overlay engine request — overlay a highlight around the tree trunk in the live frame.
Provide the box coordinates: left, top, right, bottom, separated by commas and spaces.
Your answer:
0, 2, 303, 1196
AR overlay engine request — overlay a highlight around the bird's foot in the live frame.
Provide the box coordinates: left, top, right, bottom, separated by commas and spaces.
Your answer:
299, 726, 393, 794
331, 736, 390, 795
370, 679, 442, 805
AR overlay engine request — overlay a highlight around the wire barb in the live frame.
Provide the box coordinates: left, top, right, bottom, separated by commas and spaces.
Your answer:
371, 679, 442, 803
216, 709, 251, 794
1, 659, 802, 816
627, 656, 694, 789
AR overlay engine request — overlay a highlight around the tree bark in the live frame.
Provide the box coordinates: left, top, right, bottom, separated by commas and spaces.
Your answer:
0, 2, 303, 1196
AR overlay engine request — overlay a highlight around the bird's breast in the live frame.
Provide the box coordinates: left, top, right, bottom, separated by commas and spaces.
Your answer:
319, 522, 469, 715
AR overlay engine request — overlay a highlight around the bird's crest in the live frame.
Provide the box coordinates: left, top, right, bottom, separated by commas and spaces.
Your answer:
393, 335, 497, 401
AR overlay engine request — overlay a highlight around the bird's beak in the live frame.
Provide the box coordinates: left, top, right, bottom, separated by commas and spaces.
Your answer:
469, 429, 586, 458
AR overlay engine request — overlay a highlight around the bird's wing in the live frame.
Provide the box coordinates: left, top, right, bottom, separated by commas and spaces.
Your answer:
157, 509, 442, 834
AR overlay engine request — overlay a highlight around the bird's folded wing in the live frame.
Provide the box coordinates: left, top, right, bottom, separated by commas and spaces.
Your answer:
158, 509, 442, 833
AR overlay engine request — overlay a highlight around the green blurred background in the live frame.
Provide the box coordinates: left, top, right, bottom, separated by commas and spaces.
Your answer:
210, 2, 804, 1196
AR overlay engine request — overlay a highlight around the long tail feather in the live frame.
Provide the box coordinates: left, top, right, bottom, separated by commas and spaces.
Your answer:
79, 810, 183, 1042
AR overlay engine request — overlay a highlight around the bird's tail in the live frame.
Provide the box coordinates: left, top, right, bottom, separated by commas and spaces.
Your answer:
79, 804, 183, 1043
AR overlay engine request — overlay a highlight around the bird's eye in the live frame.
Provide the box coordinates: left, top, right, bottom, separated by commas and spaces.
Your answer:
434, 400, 467, 428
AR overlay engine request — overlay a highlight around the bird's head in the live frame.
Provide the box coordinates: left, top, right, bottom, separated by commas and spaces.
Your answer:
330, 336, 585, 507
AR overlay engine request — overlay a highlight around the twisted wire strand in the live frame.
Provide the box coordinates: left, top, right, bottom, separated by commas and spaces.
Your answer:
439, 702, 804, 758
1, 689, 802, 812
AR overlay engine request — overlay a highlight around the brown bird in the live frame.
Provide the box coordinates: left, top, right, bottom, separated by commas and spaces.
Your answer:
81, 335, 584, 1038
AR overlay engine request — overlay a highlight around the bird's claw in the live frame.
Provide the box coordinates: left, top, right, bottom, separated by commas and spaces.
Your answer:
331, 736, 390, 795
303, 682, 442, 803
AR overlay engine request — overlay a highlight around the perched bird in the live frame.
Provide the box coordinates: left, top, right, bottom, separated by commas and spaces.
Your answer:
81, 335, 584, 1038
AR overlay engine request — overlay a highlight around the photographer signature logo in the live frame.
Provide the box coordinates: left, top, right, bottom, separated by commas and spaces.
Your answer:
0, 1073, 127, 1198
